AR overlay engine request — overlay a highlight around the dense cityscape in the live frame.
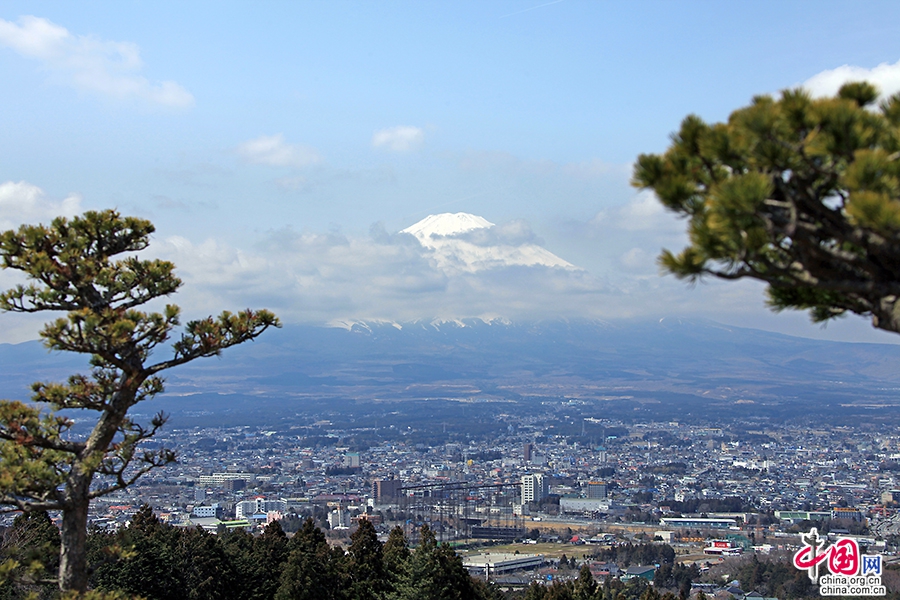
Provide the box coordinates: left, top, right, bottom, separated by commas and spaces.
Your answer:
24, 401, 896, 596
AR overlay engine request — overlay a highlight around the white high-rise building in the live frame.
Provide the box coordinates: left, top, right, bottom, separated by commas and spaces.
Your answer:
235, 497, 287, 519
522, 473, 549, 503
328, 508, 349, 529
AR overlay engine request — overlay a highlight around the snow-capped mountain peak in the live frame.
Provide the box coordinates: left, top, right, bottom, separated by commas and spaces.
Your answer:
399, 212, 575, 272
401, 212, 494, 243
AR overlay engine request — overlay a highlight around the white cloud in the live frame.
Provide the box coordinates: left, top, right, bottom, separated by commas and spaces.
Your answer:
372, 126, 425, 152
0, 181, 82, 337
613, 191, 670, 230
540, 191, 686, 278
590, 190, 678, 233
0, 15, 194, 108
155, 223, 790, 334
149, 223, 614, 326
0, 180, 81, 231
803, 59, 900, 99
237, 134, 322, 168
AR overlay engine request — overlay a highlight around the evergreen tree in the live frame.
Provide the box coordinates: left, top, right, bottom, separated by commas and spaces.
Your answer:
470, 577, 505, 600
251, 521, 290, 600
219, 521, 291, 600
544, 581, 574, 600
218, 528, 257, 600
382, 527, 409, 572
523, 582, 548, 600
653, 564, 670, 589
347, 519, 386, 600
617, 577, 649, 600
639, 586, 661, 600
179, 526, 240, 600
573, 564, 597, 600
382, 525, 410, 597
90, 504, 184, 599
634, 82, 900, 335
0, 210, 279, 592
390, 524, 477, 600
276, 518, 345, 600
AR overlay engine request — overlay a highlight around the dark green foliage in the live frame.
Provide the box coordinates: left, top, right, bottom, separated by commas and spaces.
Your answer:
634, 82, 900, 335
592, 543, 674, 568
573, 564, 597, 600
218, 521, 291, 600
276, 513, 305, 534
729, 553, 816, 599
0, 511, 60, 599
81, 513, 521, 600
251, 521, 291, 600
91, 505, 187, 599
631, 491, 653, 504
179, 527, 240, 600
523, 572, 680, 600
523, 582, 548, 600
276, 518, 345, 600
543, 581, 574, 600
91, 505, 286, 600
617, 577, 649, 600
219, 529, 258, 595
347, 519, 386, 600
666, 496, 747, 514
471, 578, 506, 600
390, 524, 479, 600
653, 563, 698, 594
642, 463, 687, 475
382, 525, 410, 597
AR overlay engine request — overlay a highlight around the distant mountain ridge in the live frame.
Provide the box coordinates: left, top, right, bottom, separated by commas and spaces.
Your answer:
3, 318, 899, 410
328, 316, 515, 331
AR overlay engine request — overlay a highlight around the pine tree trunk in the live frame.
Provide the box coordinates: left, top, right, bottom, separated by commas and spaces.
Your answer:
59, 475, 90, 592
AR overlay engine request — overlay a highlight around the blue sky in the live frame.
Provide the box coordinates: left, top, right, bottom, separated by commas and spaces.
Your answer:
2, 1, 900, 343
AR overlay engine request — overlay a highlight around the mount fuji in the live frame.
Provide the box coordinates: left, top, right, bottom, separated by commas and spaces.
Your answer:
400, 212, 574, 273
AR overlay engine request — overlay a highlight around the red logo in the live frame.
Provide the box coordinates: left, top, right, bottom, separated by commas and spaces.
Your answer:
829, 539, 860, 576
792, 528, 860, 583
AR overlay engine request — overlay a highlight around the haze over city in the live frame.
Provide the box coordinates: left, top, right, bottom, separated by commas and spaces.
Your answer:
3, 2, 900, 344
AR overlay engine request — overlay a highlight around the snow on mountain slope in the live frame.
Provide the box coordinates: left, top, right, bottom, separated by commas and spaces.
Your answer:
401, 212, 494, 239
400, 212, 575, 272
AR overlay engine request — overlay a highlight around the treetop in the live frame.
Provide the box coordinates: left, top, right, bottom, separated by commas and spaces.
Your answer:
0, 209, 181, 315
633, 81, 900, 334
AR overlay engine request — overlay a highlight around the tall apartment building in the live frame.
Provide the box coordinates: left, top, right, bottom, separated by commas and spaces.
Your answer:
521, 473, 549, 504
587, 481, 608, 499
372, 478, 403, 501
328, 508, 349, 529
197, 472, 255, 487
